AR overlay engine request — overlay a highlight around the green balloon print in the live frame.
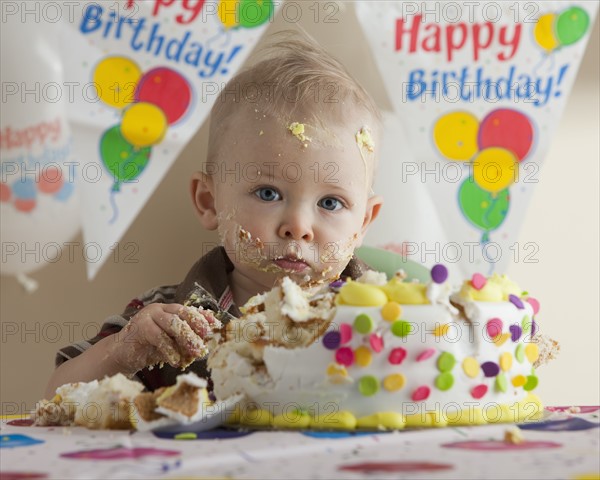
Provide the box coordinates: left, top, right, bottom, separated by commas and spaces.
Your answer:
555, 7, 590, 46
239, 0, 275, 28
100, 125, 151, 192
458, 177, 509, 232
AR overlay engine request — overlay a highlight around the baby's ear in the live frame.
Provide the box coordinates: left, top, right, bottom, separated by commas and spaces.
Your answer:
360, 194, 383, 235
190, 172, 218, 230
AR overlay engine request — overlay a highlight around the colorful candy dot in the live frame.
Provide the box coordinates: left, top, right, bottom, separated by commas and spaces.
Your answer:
492, 333, 511, 347
329, 279, 345, 289
339, 323, 353, 344
381, 301, 402, 322
416, 348, 436, 362
531, 320, 538, 336
411, 386, 431, 401
471, 384, 488, 399
433, 323, 450, 337
471, 273, 487, 290
509, 294, 525, 309
335, 347, 354, 367
391, 320, 413, 337
515, 344, 525, 363
462, 357, 480, 378
521, 315, 531, 333
499, 352, 513, 372
495, 373, 508, 392
358, 375, 379, 396
354, 314, 374, 334
481, 361, 500, 377
174, 432, 197, 440
523, 375, 538, 391
355, 346, 373, 367
526, 297, 540, 315
326, 363, 348, 377
383, 373, 405, 392
435, 372, 454, 391
525, 343, 539, 363
388, 347, 407, 365
509, 325, 522, 342
437, 352, 456, 372
431, 264, 448, 284
486, 318, 503, 338
322, 331, 341, 350
512, 375, 526, 387
369, 333, 384, 353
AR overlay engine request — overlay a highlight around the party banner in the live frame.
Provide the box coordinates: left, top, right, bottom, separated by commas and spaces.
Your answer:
56, 0, 278, 279
1, 14, 80, 291
357, 1, 597, 276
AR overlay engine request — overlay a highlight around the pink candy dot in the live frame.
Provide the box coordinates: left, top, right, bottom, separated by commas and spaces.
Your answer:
340, 323, 353, 344
526, 298, 540, 315
335, 347, 355, 367
388, 347, 407, 365
486, 318, 503, 338
471, 273, 487, 290
412, 386, 430, 401
369, 333, 384, 353
416, 348, 436, 362
471, 384, 488, 399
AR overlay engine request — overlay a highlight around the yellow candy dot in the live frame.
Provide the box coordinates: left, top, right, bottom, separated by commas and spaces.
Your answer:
327, 363, 348, 377
433, 323, 450, 337
499, 352, 513, 372
383, 373, 406, 392
462, 357, 480, 378
381, 301, 402, 322
525, 343, 539, 363
493, 333, 511, 346
355, 346, 373, 367
512, 375, 527, 387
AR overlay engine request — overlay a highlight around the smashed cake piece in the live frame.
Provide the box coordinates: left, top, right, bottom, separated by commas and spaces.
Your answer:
33, 380, 99, 427
288, 122, 311, 145
504, 427, 525, 444
355, 126, 375, 152
531, 333, 560, 368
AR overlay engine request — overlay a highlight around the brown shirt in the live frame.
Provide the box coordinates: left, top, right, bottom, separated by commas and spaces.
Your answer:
56, 246, 367, 391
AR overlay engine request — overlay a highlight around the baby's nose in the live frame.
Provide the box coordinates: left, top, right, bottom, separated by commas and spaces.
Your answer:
278, 214, 314, 242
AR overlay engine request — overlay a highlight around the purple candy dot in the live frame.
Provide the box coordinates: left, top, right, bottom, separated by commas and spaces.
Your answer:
531, 320, 538, 336
431, 264, 448, 284
322, 331, 341, 350
509, 294, 525, 309
481, 361, 500, 377
509, 324, 522, 342
329, 280, 345, 289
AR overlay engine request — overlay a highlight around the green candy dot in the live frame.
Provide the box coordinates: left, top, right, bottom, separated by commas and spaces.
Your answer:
515, 344, 525, 363
174, 432, 197, 440
358, 375, 379, 396
435, 372, 454, 391
495, 373, 508, 392
391, 320, 413, 337
524, 375, 538, 391
521, 315, 531, 333
437, 352, 456, 372
354, 313, 374, 334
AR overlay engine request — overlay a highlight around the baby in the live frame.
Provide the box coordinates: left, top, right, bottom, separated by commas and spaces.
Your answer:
45, 32, 383, 397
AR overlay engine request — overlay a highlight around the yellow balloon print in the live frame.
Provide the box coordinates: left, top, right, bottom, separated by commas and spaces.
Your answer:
433, 111, 479, 162
473, 147, 519, 194
93, 57, 142, 109
534, 13, 559, 52
120, 103, 167, 148
218, 0, 240, 29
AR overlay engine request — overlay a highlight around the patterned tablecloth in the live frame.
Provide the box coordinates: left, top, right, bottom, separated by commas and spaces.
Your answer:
1, 407, 599, 480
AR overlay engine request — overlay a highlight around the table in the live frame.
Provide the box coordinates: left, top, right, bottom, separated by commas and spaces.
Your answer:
1, 407, 599, 480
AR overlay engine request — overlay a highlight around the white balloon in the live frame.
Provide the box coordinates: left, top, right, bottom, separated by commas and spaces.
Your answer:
0, 10, 81, 277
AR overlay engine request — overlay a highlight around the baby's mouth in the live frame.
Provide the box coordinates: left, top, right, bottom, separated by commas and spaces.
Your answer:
272, 256, 310, 273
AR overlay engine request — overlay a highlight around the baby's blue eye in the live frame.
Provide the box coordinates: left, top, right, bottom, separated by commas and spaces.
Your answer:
255, 187, 280, 202
318, 197, 343, 211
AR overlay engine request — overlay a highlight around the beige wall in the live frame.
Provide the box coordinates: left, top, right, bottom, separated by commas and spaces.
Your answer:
1, 6, 598, 412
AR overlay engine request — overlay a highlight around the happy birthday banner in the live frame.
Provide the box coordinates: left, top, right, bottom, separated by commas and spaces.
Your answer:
357, 1, 597, 276
58, 0, 278, 279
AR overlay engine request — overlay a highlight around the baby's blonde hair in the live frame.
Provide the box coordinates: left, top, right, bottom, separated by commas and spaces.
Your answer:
207, 30, 381, 163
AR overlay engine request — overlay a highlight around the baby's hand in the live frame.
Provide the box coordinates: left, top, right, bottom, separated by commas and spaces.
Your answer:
107, 303, 216, 375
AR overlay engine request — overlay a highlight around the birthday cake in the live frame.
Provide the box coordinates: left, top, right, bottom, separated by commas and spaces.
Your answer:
207, 265, 547, 430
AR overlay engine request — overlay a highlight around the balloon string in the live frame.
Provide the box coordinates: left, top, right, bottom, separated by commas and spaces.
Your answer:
482, 195, 499, 231
108, 189, 119, 225
206, 28, 231, 48
533, 51, 554, 76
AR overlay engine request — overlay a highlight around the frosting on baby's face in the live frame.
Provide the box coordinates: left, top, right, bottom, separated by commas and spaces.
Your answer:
209, 104, 382, 294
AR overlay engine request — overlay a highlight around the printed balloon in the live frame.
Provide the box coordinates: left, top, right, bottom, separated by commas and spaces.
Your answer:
478, 109, 534, 162
135, 67, 192, 125
218, 0, 240, 29
473, 147, 518, 194
433, 111, 479, 162
556, 7, 590, 46
120, 103, 168, 148
93, 56, 142, 109
533, 13, 559, 52
239, 0, 275, 28
100, 125, 152, 192
458, 178, 509, 232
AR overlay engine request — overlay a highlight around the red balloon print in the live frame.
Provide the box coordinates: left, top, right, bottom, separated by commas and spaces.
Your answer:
478, 109, 534, 161
135, 67, 192, 125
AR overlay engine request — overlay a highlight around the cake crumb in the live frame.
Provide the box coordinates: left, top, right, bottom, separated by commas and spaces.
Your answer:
288, 122, 311, 143
567, 406, 581, 414
504, 426, 524, 444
